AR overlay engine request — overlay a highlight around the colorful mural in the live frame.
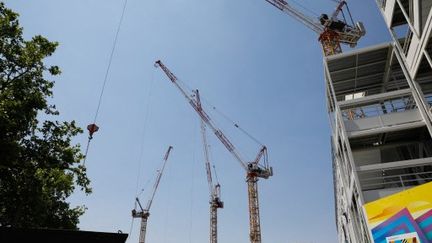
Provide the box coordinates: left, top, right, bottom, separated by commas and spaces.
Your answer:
364, 182, 432, 243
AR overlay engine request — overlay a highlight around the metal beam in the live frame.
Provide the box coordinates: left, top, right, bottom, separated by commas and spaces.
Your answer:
332, 72, 384, 85
325, 42, 392, 62
381, 49, 395, 92
338, 88, 412, 108
329, 60, 388, 76
357, 157, 432, 172
347, 121, 425, 138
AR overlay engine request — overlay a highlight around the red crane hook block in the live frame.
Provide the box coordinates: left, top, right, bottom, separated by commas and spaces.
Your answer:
87, 124, 99, 139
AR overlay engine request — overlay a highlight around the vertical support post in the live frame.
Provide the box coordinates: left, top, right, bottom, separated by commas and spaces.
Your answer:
210, 204, 218, 243
139, 217, 148, 243
324, 59, 372, 243
320, 30, 343, 56
247, 175, 261, 243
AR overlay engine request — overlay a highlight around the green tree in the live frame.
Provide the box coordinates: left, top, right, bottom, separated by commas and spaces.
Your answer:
0, 2, 91, 229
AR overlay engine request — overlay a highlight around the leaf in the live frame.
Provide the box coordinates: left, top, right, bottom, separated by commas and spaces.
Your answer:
0, 3, 91, 229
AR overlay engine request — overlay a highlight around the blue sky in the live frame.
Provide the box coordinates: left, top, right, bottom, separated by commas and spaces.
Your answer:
5, 0, 389, 242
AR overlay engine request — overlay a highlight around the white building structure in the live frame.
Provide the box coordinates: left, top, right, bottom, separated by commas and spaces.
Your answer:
326, 1, 432, 242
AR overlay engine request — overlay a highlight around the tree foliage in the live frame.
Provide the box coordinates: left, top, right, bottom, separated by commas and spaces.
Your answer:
0, 2, 91, 229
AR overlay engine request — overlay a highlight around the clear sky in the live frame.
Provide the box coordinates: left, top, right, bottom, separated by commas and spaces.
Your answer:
5, 0, 390, 242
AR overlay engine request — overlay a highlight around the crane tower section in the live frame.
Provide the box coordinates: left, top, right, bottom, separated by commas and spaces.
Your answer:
197, 87, 224, 243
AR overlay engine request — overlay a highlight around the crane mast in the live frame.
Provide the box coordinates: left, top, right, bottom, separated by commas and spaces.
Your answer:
200, 117, 224, 243
155, 60, 273, 243
132, 146, 173, 243
265, 0, 365, 56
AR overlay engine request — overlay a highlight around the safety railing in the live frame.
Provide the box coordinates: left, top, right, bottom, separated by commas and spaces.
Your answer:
341, 95, 416, 121
360, 170, 432, 191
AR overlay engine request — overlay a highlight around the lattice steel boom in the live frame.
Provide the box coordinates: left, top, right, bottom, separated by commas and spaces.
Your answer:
155, 60, 273, 243
132, 146, 173, 243
200, 113, 224, 243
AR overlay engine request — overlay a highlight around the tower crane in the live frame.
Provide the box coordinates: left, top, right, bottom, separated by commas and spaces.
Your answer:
265, 0, 365, 56
132, 146, 173, 243
155, 60, 273, 243
199, 99, 224, 243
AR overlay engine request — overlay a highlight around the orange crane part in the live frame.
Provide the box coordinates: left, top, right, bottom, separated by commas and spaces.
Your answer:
155, 60, 272, 243
265, 0, 365, 56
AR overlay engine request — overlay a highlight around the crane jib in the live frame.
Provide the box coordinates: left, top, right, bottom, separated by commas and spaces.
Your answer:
155, 60, 273, 243
155, 60, 264, 172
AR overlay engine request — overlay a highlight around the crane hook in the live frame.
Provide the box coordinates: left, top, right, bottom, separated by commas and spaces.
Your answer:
87, 123, 99, 139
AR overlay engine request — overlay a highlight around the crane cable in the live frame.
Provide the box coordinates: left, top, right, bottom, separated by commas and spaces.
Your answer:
134, 69, 156, 198
128, 69, 157, 240
207, 143, 220, 186
290, 0, 320, 17
213, 165, 220, 185
188, 121, 198, 243
173, 75, 265, 147
83, 0, 129, 166
203, 99, 265, 147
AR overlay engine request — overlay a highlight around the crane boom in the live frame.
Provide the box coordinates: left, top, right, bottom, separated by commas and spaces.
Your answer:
156, 60, 273, 243
146, 146, 173, 210
265, 0, 323, 34
132, 146, 173, 243
155, 60, 250, 171
201, 120, 214, 198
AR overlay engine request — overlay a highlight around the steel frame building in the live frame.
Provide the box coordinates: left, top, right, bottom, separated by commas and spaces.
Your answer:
326, 1, 432, 242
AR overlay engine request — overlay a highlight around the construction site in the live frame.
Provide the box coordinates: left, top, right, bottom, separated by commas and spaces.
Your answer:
3, 0, 432, 242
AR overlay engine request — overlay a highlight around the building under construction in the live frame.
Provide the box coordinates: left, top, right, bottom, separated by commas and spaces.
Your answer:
327, 0, 432, 242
